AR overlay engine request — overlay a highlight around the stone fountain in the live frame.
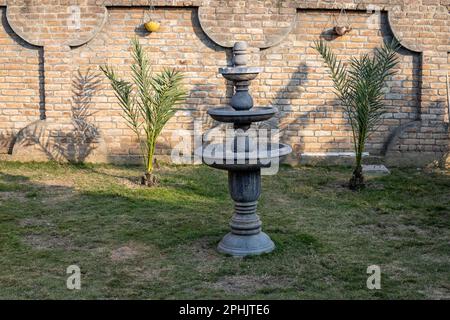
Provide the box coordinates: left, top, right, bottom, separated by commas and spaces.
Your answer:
198, 41, 292, 257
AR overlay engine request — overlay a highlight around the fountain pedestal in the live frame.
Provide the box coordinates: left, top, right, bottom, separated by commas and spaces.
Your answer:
218, 169, 275, 256
198, 41, 292, 257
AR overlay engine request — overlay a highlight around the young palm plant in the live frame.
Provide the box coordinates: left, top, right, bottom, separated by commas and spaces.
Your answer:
314, 39, 400, 190
101, 38, 186, 186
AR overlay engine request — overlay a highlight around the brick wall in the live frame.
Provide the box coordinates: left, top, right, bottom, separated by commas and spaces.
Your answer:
0, 0, 448, 166
0, 7, 42, 153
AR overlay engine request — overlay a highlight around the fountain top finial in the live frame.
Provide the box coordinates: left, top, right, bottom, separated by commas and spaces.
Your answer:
233, 41, 248, 67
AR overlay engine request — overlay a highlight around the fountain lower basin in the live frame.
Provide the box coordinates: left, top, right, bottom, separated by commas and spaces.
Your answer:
196, 143, 292, 171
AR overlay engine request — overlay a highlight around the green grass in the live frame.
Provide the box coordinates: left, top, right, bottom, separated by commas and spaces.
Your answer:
0, 161, 449, 299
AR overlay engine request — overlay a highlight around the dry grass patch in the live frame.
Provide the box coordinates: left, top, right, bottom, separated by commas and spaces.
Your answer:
23, 233, 73, 250
209, 275, 295, 294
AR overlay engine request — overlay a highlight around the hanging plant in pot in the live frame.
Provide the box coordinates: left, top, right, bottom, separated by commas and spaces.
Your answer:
333, 8, 352, 36
143, 2, 160, 33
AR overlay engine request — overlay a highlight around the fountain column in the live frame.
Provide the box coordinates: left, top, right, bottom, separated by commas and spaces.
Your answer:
230, 42, 254, 111
218, 169, 275, 256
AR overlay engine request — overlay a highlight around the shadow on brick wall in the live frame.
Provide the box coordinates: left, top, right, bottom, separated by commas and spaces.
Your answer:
0, 130, 15, 154
12, 69, 101, 163
264, 62, 317, 156
383, 99, 449, 167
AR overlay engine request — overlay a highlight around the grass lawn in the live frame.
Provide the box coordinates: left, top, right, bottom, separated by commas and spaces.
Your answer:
0, 161, 449, 299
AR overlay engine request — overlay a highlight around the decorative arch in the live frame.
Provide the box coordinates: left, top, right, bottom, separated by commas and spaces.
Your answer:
5, 0, 107, 47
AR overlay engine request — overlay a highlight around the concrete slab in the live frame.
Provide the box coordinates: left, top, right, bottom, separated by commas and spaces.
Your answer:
362, 164, 391, 175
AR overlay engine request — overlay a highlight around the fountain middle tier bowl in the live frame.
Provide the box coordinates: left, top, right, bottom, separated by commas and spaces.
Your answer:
207, 107, 277, 125
219, 67, 263, 82
196, 143, 292, 171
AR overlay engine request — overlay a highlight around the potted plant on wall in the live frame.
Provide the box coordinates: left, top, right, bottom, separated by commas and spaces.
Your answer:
101, 38, 186, 186
143, 1, 160, 33
333, 8, 352, 36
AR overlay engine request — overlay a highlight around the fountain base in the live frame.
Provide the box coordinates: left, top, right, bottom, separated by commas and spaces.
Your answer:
218, 232, 275, 257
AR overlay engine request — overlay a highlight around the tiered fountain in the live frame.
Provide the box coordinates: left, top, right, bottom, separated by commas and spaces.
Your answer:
198, 41, 292, 257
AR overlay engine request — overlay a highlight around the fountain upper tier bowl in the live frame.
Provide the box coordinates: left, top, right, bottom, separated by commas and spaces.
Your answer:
208, 107, 277, 125
219, 67, 263, 82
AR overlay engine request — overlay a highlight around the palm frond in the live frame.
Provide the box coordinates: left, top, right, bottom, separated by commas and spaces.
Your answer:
313, 40, 350, 105
100, 65, 141, 134
150, 68, 187, 137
